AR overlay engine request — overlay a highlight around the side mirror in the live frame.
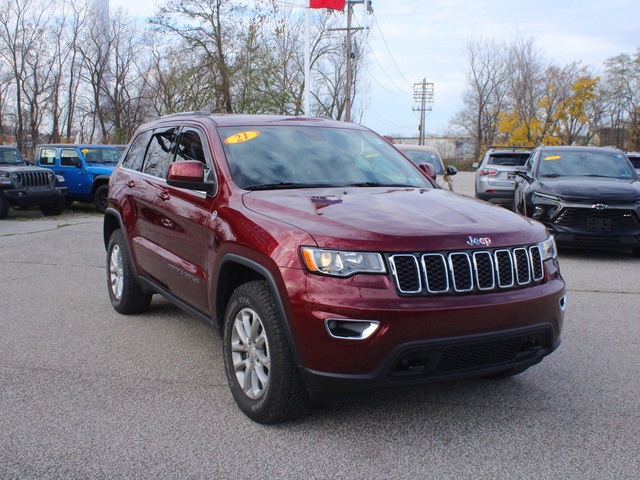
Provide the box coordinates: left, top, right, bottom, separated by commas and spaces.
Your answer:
166, 160, 215, 194
514, 166, 529, 180
418, 163, 436, 180
472, 162, 479, 169
445, 165, 458, 176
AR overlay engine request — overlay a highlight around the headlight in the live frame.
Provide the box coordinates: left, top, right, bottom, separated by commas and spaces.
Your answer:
301, 247, 386, 277
56, 175, 65, 184
531, 192, 562, 220
538, 236, 557, 262
532, 192, 561, 203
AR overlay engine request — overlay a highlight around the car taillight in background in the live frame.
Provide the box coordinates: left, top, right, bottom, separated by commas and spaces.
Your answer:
478, 168, 499, 176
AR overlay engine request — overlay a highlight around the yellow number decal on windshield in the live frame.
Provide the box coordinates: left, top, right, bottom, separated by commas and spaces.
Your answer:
544, 155, 562, 161
225, 131, 260, 144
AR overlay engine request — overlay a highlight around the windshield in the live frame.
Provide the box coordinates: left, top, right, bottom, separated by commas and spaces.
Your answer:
399, 149, 444, 175
219, 126, 433, 190
536, 150, 637, 179
0, 148, 25, 165
81, 147, 121, 165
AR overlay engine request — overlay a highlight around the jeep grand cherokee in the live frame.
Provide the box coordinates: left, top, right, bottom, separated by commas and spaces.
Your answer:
104, 113, 566, 423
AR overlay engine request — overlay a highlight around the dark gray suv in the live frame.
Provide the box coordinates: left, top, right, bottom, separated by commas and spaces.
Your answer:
0, 146, 67, 219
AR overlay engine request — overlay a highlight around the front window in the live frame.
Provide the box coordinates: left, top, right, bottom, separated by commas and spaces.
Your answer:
219, 125, 432, 190
536, 150, 637, 179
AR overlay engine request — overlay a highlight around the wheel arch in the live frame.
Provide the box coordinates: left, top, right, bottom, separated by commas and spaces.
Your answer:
90, 175, 111, 195
215, 254, 301, 365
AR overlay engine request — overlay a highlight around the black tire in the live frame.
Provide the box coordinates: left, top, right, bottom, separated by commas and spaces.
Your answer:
0, 194, 9, 219
223, 280, 309, 423
40, 197, 66, 216
106, 229, 152, 314
94, 184, 109, 213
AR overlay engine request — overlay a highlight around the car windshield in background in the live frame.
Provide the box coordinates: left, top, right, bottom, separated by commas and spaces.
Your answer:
537, 150, 637, 179
219, 126, 432, 190
398, 149, 444, 175
81, 147, 121, 165
0, 148, 25, 165
487, 153, 530, 166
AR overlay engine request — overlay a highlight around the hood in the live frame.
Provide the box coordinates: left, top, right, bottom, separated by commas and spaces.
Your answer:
539, 177, 640, 202
85, 164, 114, 176
0, 165, 50, 174
243, 187, 547, 252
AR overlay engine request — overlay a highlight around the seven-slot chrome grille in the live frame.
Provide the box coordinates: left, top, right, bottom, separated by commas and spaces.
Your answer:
388, 245, 544, 296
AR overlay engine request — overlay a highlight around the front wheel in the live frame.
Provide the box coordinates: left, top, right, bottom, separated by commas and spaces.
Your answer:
223, 280, 309, 423
40, 197, 66, 216
94, 184, 109, 213
106, 229, 152, 314
0, 194, 9, 219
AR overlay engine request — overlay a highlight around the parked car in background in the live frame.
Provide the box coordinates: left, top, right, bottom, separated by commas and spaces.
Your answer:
35, 144, 122, 213
514, 145, 640, 257
396, 144, 457, 190
104, 112, 565, 423
626, 151, 640, 174
473, 146, 533, 207
0, 145, 67, 219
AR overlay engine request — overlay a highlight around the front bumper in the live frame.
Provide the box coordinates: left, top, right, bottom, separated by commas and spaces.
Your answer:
280, 262, 565, 397
3, 186, 67, 207
301, 323, 559, 400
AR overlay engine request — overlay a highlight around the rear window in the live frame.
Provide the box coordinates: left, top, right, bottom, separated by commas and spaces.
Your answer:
487, 153, 530, 166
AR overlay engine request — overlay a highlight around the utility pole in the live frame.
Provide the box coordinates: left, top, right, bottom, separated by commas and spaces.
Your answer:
413, 78, 434, 145
330, 0, 373, 123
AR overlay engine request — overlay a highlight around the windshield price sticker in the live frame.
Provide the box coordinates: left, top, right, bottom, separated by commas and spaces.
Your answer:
225, 131, 260, 144
543, 155, 562, 161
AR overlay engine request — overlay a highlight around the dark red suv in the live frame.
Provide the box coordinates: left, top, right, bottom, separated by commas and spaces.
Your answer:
104, 113, 566, 423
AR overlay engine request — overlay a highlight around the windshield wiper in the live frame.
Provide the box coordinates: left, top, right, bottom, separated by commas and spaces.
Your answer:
345, 182, 414, 187
244, 182, 335, 190
540, 174, 561, 178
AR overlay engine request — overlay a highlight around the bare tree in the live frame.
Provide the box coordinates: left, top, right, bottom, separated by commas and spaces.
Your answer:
451, 36, 509, 159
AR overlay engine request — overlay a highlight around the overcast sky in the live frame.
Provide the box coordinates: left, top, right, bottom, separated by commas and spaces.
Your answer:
110, 0, 640, 138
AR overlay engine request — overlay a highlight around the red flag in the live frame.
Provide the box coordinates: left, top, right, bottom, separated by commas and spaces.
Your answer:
310, 0, 346, 10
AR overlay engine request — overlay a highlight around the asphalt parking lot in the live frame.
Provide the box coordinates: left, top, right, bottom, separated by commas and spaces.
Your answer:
1, 172, 639, 479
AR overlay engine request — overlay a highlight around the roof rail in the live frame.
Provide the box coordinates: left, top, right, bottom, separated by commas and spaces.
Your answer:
159, 111, 213, 119
488, 145, 535, 150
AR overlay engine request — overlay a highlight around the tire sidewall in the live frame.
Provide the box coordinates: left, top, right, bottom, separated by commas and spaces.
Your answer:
107, 230, 124, 310
95, 184, 109, 213
223, 283, 280, 421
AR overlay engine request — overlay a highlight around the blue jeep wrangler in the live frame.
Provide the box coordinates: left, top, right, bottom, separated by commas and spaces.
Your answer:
35, 144, 121, 213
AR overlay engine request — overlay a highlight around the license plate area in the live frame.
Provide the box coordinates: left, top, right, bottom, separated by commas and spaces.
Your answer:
587, 217, 612, 232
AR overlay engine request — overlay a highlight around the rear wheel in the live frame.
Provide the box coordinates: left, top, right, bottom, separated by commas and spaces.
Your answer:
223, 280, 309, 423
107, 229, 152, 314
94, 184, 109, 213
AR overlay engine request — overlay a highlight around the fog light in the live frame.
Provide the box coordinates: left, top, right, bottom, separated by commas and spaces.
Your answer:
325, 319, 380, 340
